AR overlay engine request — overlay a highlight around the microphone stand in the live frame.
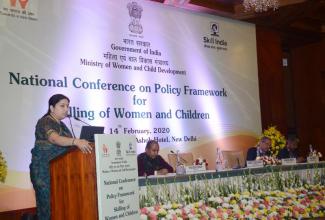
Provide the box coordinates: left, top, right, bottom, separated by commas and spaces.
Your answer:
67, 116, 76, 138
67, 115, 92, 139
73, 116, 92, 126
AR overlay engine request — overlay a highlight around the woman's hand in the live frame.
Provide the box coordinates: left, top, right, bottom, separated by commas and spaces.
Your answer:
48, 132, 92, 153
74, 139, 92, 154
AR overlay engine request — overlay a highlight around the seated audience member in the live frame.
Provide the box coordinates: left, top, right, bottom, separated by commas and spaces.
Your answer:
278, 136, 304, 163
137, 140, 173, 176
246, 136, 271, 161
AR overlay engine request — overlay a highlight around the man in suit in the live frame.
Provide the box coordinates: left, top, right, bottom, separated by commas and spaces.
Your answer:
246, 136, 271, 161
137, 140, 173, 176
278, 136, 305, 162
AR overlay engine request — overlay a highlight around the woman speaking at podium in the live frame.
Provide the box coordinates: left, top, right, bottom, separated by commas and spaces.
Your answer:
29, 94, 92, 220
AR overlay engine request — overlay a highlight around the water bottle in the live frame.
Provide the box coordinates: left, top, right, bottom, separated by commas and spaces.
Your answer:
216, 147, 223, 171
175, 151, 185, 175
309, 144, 313, 157
256, 147, 260, 158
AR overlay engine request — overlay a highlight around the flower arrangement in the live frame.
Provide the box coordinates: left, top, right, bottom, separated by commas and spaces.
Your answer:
140, 185, 325, 219
256, 155, 281, 166
309, 149, 323, 158
262, 126, 286, 157
140, 163, 325, 205
193, 157, 208, 168
0, 150, 7, 183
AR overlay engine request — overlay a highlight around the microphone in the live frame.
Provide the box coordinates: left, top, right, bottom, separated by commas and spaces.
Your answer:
67, 115, 76, 138
68, 115, 92, 126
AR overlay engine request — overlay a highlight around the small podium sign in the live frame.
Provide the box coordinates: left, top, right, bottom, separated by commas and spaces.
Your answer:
95, 134, 139, 220
185, 165, 206, 174
307, 156, 319, 163
247, 160, 264, 168
281, 158, 297, 165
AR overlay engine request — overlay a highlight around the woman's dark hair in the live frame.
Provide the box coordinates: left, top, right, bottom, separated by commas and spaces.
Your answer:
43, 94, 70, 117
145, 140, 159, 149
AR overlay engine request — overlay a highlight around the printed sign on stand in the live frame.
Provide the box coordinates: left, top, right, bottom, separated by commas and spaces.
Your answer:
95, 134, 139, 220
281, 158, 297, 165
247, 160, 264, 168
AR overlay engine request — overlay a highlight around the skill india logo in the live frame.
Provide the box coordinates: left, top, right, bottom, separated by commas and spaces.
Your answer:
9, 0, 29, 9
127, 1, 143, 34
210, 22, 219, 37
203, 21, 228, 51
126, 142, 136, 155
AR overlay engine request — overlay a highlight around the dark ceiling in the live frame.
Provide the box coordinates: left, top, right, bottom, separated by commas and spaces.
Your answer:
151, 0, 325, 47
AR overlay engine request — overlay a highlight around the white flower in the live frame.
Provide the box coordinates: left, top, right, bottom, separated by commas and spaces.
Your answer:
268, 211, 278, 217
241, 199, 248, 204
183, 206, 191, 214
175, 209, 182, 215
222, 203, 230, 208
147, 206, 154, 212
208, 197, 223, 204
245, 205, 253, 211
247, 200, 254, 206
232, 204, 240, 211
222, 213, 228, 219
163, 203, 172, 209
215, 197, 223, 203
187, 213, 195, 218
140, 214, 148, 220
168, 209, 176, 215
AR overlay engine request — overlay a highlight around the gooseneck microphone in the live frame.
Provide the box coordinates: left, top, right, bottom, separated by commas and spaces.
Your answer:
67, 115, 76, 138
68, 115, 92, 126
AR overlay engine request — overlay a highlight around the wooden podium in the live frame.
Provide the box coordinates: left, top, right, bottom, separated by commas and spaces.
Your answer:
50, 144, 98, 220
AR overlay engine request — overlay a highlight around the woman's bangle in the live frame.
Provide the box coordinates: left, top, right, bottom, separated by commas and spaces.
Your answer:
72, 138, 75, 145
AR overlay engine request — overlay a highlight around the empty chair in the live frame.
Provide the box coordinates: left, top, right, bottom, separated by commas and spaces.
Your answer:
221, 150, 245, 169
168, 152, 194, 171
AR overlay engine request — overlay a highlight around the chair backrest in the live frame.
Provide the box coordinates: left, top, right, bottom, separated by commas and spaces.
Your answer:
221, 150, 245, 169
168, 152, 194, 170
